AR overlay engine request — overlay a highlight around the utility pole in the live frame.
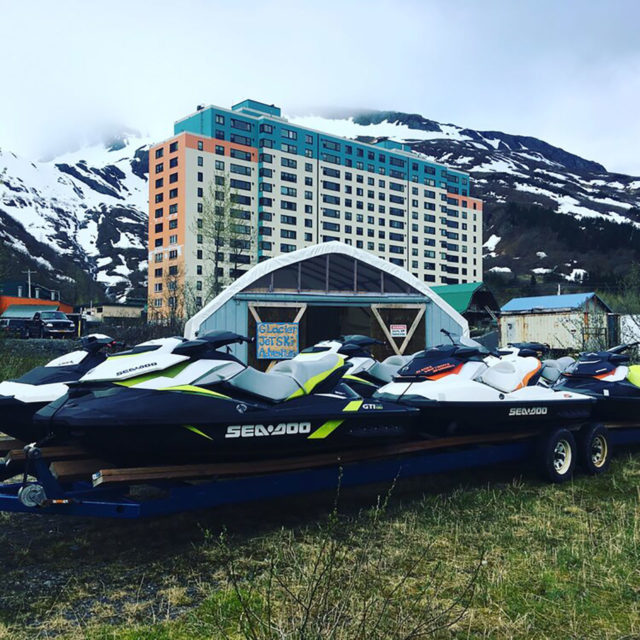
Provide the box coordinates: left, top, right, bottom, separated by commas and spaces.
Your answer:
22, 269, 36, 298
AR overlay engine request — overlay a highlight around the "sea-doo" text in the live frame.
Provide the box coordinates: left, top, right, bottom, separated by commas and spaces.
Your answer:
508, 407, 548, 416
225, 422, 312, 438
116, 362, 157, 377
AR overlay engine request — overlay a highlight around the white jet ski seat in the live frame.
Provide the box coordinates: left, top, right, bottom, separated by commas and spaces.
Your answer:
480, 357, 541, 393
227, 368, 301, 402
540, 356, 576, 383
228, 354, 342, 402
556, 356, 575, 372
368, 355, 411, 383
271, 354, 342, 390
540, 359, 562, 383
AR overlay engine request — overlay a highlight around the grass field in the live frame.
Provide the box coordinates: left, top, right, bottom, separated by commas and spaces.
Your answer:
1, 349, 639, 639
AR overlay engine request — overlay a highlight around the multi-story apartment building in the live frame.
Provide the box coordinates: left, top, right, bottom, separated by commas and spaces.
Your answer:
148, 99, 482, 315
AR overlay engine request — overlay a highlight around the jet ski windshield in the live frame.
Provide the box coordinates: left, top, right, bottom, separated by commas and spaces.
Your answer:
394, 344, 485, 381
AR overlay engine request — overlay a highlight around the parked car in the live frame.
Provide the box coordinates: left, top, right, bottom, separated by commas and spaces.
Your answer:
0, 318, 29, 339
28, 310, 77, 339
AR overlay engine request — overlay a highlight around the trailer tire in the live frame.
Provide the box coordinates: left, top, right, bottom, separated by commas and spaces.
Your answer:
578, 423, 611, 475
538, 428, 576, 483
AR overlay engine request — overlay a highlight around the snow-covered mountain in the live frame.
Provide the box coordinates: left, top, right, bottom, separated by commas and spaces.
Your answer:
291, 112, 640, 286
0, 135, 150, 301
1, 109, 639, 303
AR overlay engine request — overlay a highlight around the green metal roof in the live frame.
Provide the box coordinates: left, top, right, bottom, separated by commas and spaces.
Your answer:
1, 304, 59, 319
430, 282, 485, 314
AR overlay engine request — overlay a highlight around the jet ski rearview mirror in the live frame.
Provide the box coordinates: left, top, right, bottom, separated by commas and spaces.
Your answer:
440, 328, 456, 344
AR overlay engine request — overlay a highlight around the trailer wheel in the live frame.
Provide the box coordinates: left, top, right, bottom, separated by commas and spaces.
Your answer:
578, 423, 611, 475
538, 428, 576, 483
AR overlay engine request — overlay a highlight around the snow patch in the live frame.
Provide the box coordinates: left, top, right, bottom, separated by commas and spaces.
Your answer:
565, 268, 587, 282
287, 115, 472, 144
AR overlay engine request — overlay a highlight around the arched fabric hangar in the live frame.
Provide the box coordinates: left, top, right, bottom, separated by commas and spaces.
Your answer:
184, 242, 468, 366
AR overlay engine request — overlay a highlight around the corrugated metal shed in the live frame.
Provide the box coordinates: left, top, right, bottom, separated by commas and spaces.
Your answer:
501, 292, 611, 313
499, 292, 612, 350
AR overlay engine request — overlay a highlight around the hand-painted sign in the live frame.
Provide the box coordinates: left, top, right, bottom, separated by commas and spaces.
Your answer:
256, 322, 299, 359
390, 324, 407, 338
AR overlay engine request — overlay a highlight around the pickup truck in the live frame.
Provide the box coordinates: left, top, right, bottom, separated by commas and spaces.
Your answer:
28, 310, 77, 339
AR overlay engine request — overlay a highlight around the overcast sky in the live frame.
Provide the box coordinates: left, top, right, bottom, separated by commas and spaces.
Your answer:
1, 0, 639, 174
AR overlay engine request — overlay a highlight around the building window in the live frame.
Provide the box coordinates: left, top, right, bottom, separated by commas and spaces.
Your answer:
169, 141, 178, 153
155, 178, 163, 188
197, 172, 203, 182
169, 234, 178, 244
231, 118, 252, 132
169, 188, 178, 199
155, 148, 163, 159
155, 163, 163, 174
169, 157, 178, 168
197, 156, 203, 166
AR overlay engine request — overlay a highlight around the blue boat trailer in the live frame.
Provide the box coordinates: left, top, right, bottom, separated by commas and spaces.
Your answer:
1, 427, 639, 519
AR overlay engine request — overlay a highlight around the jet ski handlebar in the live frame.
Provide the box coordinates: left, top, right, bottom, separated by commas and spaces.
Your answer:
81, 334, 119, 353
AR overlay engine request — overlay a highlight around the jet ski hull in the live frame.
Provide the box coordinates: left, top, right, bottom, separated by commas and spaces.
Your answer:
36, 387, 421, 464
0, 395, 49, 443
555, 378, 640, 422
378, 394, 594, 436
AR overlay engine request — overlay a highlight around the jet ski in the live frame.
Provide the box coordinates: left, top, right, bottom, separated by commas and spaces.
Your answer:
0, 334, 188, 444
375, 331, 594, 436
298, 335, 412, 397
0, 334, 118, 443
36, 331, 419, 464
554, 343, 640, 421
